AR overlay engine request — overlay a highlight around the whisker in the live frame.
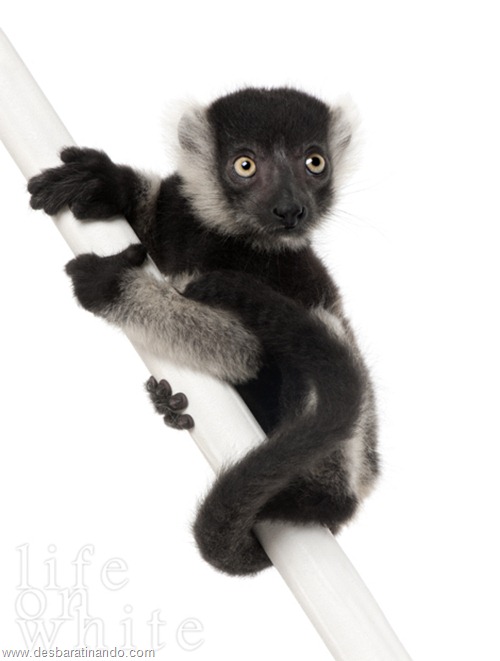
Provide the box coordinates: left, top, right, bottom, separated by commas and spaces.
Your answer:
331, 207, 387, 240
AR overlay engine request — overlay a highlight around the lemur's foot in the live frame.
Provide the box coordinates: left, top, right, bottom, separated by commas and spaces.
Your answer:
146, 376, 194, 431
65, 244, 147, 313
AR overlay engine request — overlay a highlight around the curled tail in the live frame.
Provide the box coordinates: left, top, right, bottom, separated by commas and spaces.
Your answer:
184, 271, 366, 575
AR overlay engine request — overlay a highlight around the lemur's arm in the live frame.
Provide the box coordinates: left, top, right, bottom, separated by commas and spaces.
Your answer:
28, 147, 160, 237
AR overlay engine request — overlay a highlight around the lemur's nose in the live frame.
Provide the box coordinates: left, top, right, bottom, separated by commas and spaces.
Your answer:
273, 205, 307, 229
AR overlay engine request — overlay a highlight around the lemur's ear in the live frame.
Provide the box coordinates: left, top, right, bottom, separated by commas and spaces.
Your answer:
177, 103, 212, 155
329, 96, 361, 189
174, 102, 234, 234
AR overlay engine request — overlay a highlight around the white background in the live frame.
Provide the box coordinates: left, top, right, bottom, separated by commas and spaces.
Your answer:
1, 2, 499, 659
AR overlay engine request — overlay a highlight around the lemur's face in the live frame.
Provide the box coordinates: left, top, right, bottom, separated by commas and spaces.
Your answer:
177, 88, 351, 251
217, 140, 333, 244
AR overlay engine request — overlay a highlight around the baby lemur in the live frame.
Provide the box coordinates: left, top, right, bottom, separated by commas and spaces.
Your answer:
28, 87, 379, 576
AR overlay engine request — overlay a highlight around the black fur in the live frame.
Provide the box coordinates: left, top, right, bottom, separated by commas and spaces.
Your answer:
184, 271, 364, 573
28, 87, 379, 576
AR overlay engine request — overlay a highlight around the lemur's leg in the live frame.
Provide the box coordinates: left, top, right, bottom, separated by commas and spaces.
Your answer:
28, 147, 160, 234
64, 245, 262, 385
146, 376, 194, 431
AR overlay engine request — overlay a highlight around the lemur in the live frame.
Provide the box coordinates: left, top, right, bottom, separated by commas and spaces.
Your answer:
28, 87, 379, 576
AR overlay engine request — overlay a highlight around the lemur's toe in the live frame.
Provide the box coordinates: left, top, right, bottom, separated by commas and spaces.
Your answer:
169, 412, 195, 431
146, 376, 194, 430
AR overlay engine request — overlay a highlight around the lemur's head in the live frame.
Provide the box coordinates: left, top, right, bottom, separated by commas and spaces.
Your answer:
177, 87, 357, 251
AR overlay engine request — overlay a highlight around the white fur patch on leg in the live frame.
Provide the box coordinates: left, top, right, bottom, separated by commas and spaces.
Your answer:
104, 270, 262, 384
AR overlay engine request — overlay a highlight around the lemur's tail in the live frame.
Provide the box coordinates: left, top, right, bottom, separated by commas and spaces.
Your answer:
184, 271, 365, 576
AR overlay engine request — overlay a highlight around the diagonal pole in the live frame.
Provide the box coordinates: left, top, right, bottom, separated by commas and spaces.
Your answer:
0, 29, 412, 661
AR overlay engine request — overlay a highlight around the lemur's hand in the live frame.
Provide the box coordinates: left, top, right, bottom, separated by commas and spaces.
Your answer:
65, 244, 147, 313
28, 147, 135, 219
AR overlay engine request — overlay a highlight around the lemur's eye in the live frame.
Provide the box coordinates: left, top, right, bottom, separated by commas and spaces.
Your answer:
233, 156, 257, 178
305, 153, 326, 175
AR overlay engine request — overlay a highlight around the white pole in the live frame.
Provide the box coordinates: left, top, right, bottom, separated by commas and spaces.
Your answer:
0, 29, 412, 661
